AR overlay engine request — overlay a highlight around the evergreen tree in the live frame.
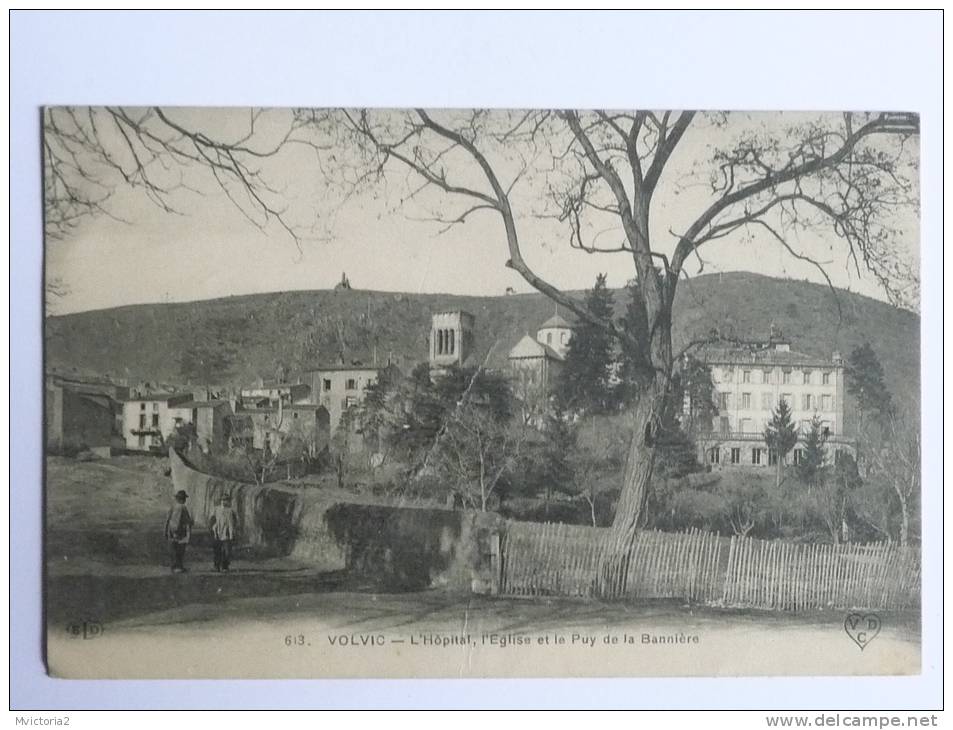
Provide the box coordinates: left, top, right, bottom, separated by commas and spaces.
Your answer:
847, 342, 894, 425
359, 363, 404, 454
555, 274, 615, 414
617, 279, 651, 405
764, 400, 798, 490
677, 355, 718, 435
796, 415, 828, 489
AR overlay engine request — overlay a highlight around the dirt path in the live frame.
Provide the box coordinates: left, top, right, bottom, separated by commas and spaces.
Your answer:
45, 457, 921, 680
47, 588, 920, 679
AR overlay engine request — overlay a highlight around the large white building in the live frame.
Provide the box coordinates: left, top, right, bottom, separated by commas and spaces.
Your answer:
121, 392, 232, 452
690, 333, 854, 469
121, 392, 193, 451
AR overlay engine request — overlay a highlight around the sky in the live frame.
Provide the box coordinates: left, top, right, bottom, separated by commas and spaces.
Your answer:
45, 108, 920, 315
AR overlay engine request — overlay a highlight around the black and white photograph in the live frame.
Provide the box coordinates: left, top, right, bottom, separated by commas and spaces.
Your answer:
41, 105, 924, 679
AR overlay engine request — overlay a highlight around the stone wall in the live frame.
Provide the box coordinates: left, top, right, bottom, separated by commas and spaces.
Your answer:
169, 449, 499, 591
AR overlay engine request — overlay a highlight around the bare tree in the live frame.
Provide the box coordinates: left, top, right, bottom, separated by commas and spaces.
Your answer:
304, 109, 917, 564
434, 402, 527, 512
569, 414, 630, 527
44, 107, 919, 567
43, 106, 322, 243
856, 406, 920, 546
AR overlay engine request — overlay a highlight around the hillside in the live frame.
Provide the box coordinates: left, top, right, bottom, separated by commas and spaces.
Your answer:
46, 272, 920, 408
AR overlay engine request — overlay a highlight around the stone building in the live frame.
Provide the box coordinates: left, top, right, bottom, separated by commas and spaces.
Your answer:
227, 403, 330, 457
429, 310, 476, 372
301, 364, 380, 433
121, 392, 194, 452
689, 332, 854, 470
507, 313, 574, 412
176, 400, 233, 453
240, 380, 311, 407
45, 382, 114, 456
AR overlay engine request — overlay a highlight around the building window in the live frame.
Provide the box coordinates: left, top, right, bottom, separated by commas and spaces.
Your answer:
139, 414, 146, 429
822, 424, 830, 437
323, 379, 332, 392
708, 448, 720, 465
741, 392, 751, 409
140, 403, 146, 411
793, 448, 805, 466
547, 332, 553, 345
718, 392, 731, 410
822, 371, 831, 385
781, 393, 792, 406
711, 368, 720, 384
782, 369, 792, 385
761, 392, 773, 410
346, 378, 356, 391
719, 416, 730, 434
345, 395, 357, 408
730, 448, 741, 465
768, 448, 779, 466
802, 394, 813, 411
153, 402, 159, 412
742, 370, 751, 384
803, 370, 812, 385
561, 332, 568, 343
762, 368, 773, 384
138, 434, 146, 448
151, 434, 161, 446
449, 329, 455, 355
752, 448, 763, 465
821, 394, 832, 411
152, 414, 159, 427
739, 418, 752, 432
293, 411, 299, 419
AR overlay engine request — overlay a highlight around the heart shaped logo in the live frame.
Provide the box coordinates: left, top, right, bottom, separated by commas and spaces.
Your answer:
844, 613, 882, 650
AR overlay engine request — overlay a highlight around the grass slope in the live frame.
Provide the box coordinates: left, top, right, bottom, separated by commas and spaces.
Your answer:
46, 272, 919, 405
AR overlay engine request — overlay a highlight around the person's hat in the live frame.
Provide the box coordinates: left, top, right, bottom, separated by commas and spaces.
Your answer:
175, 490, 188, 500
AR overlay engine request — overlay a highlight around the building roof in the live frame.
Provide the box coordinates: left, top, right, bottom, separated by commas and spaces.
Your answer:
538, 313, 573, 330
301, 364, 381, 373
432, 309, 475, 319
242, 382, 309, 392
693, 345, 840, 369
507, 335, 565, 362
238, 403, 327, 414
176, 400, 230, 409
122, 391, 187, 403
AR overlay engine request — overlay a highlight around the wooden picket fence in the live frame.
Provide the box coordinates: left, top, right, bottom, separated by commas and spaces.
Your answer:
721, 536, 920, 611
497, 521, 920, 612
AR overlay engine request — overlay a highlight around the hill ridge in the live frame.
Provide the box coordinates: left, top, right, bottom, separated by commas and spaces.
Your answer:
46, 272, 919, 404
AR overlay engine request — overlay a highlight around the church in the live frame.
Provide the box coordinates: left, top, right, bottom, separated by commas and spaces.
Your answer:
425, 309, 574, 401
506, 312, 574, 401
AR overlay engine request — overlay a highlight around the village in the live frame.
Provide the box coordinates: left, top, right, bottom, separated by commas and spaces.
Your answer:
46, 298, 858, 492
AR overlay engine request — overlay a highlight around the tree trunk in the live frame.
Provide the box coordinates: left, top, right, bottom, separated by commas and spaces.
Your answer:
898, 495, 909, 546
599, 380, 662, 596
776, 458, 782, 490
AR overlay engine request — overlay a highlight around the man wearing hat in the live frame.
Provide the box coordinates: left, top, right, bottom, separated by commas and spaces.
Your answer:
208, 492, 239, 573
165, 490, 194, 573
